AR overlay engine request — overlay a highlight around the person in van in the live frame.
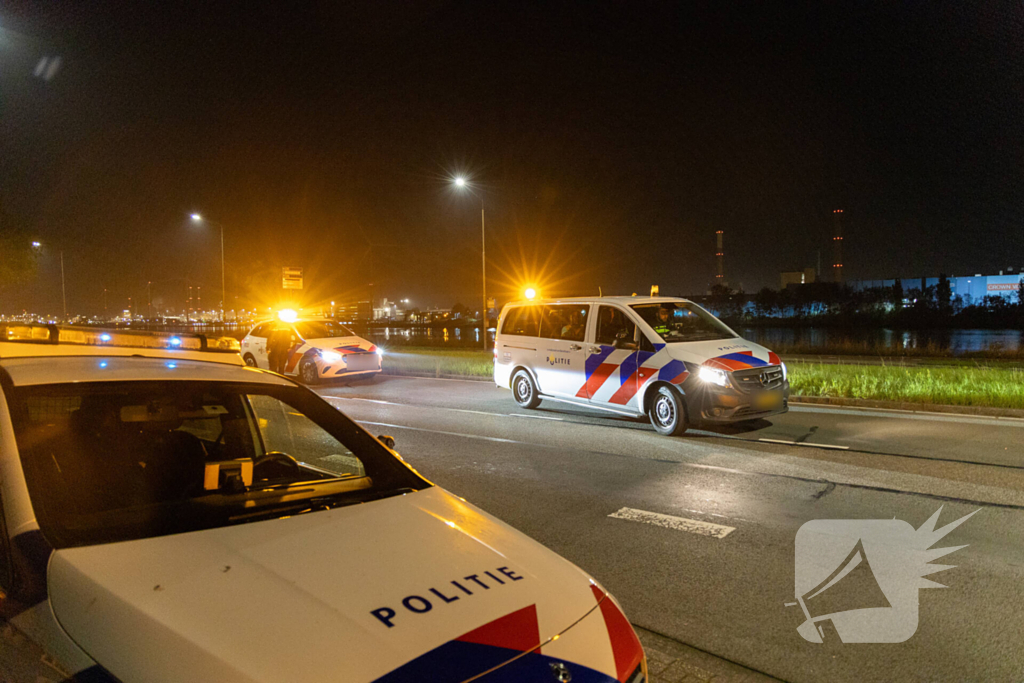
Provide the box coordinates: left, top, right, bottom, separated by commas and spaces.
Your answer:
561, 310, 585, 340
652, 306, 672, 337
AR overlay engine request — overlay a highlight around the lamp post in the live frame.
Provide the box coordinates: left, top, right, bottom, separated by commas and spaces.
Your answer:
452, 177, 488, 349
31, 241, 67, 321
189, 214, 226, 322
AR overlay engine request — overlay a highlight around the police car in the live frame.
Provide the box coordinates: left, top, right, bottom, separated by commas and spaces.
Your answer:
240, 313, 382, 384
494, 296, 789, 436
0, 324, 646, 683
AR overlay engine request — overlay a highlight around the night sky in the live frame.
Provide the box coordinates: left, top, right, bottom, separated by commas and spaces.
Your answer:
2, 2, 1022, 316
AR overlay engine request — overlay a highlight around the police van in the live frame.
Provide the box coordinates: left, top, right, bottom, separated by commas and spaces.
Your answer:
0, 324, 645, 683
494, 296, 789, 435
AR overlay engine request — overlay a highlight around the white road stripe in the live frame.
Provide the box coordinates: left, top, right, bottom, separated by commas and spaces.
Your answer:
608, 507, 736, 539
758, 437, 849, 450
357, 420, 520, 444
510, 414, 564, 421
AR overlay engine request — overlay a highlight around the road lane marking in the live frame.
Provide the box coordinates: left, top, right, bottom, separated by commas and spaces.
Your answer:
608, 507, 735, 539
510, 414, 564, 421
325, 394, 564, 421
757, 438, 849, 451
357, 420, 520, 444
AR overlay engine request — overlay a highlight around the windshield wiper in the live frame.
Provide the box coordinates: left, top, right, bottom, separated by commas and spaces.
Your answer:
227, 486, 420, 523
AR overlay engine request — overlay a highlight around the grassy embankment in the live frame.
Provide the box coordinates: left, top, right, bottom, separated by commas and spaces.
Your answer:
381, 347, 1024, 410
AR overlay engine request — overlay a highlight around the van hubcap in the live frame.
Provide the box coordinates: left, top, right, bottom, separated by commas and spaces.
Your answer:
302, 364, 316, 381
516, 377, 532, 402
655, 395, 674, 425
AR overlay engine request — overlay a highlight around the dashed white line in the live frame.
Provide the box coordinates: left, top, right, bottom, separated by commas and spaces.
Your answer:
757, 438, 849, 451
608, 507, 736, 539
357, 420, 520, 444
510, 414, 564, 421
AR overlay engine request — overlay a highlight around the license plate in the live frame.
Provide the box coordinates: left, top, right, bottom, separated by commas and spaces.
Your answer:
756, 392, 782, 410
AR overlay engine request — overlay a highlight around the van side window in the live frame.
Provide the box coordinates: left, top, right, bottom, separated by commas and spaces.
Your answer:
251, 324, 270, 339
596, 306, 636, 347
538, 305, 588, 342
501, 306, 540, 337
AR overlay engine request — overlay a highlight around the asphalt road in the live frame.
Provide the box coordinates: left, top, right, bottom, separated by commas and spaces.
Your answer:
316, 375, 1024, 683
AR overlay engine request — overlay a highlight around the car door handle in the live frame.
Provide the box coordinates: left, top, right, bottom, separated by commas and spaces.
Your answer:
589, 346, 602, 354
569, 344, 582, 351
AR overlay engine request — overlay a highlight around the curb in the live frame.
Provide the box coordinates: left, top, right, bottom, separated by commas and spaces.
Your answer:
789, 395, 1024, 419
381, 370, 492, 382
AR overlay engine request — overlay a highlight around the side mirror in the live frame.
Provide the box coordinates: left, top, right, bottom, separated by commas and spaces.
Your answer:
377, 434, 396, 449
613, 329, 637, 350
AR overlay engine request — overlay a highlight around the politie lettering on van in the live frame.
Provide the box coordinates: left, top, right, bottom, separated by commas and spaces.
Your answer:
494, 296, 789, 436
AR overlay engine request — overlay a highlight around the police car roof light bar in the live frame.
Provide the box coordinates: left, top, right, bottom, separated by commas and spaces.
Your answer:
0, 324, 240, 354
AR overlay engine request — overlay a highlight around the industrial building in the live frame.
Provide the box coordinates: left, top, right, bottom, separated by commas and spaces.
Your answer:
849, 272, 1023, 304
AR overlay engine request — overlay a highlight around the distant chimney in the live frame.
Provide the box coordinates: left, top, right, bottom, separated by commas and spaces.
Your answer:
832, 210, 844, 283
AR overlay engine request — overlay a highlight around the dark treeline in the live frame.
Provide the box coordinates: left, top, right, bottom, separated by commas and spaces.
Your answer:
692, 277, 1024, 330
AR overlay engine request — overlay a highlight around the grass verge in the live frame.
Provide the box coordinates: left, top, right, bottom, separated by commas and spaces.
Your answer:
382, 347, 494, 378
787, 362, 1024, 410
381, 347, 1024, 410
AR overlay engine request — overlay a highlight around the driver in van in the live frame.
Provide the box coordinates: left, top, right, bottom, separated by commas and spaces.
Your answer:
652, 306, 673, 336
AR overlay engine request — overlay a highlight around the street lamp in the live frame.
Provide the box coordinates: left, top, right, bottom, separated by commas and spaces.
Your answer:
31, 241, 67, 321
452, 177, 488, 349
189, 213, 226, 323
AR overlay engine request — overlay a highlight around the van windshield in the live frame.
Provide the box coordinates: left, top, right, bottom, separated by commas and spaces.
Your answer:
631, 302, 738, 343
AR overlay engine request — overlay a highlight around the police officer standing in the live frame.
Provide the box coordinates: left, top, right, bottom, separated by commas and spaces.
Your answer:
267, 326, 292, 374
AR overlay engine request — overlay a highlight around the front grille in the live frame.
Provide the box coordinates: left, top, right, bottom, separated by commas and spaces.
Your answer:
732, 365, 784, 392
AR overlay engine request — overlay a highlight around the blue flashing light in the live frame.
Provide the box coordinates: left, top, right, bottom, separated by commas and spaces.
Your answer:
99, 361, 108, 369
166, 362, 177, 369
99, 333, 112, 342
168, 336, 182, 347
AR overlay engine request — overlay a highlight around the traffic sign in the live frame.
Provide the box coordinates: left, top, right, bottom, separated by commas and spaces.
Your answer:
282, 267, 303, 290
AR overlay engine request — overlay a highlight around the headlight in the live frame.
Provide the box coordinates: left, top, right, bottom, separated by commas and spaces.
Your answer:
698, 366, 731, 388
376, 347, 384, 357
320, 351, 342, 363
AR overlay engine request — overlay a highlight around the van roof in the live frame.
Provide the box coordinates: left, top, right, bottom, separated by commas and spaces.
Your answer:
503, 296, 692, 307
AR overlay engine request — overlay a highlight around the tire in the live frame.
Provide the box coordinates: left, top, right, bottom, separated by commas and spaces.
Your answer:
299, 359, 320, 385
243, 354, 258, 368
649, 386, 687, 436
511, 370, 541, 409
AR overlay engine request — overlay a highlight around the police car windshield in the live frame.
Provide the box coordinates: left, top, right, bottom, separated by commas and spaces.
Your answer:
631, 302, 738, 343
294, 321, 353, 339
8, 380, 427, 548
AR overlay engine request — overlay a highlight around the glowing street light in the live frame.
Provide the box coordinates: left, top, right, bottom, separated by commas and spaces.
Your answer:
189, 213, 226, 322
452, 176, 488, 349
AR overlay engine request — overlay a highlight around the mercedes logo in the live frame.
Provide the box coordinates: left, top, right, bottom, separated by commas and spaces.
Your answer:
550, 661, 572, 682
759, 371, 769, 385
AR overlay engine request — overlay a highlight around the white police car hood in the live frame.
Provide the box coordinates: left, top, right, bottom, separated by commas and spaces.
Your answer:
661, 337, 780, 369
47, 486, 628, 683
304, 335, 378, 354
